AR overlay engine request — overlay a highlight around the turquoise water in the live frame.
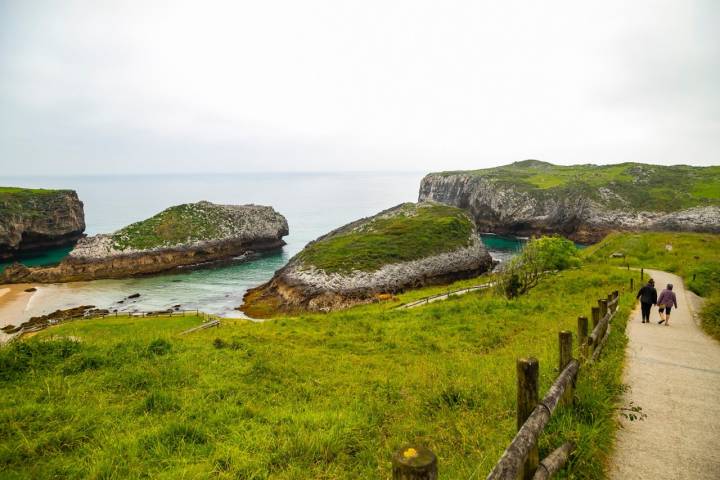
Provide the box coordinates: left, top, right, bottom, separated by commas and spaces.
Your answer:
0, 245, 74, 271
3, 173, 524, 318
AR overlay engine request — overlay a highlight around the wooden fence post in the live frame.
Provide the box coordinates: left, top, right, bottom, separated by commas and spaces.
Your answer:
591, 307, 600, 330
517, 357, 540, 480
640, 268, 644, 280
559, 331, 574, 406
392, 445, 437, 480
630, 277, 634, 292
599, 299, 608, 319
577, 317, 588, 359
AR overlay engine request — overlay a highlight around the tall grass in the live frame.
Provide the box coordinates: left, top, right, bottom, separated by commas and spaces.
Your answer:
0, 265, 634, 478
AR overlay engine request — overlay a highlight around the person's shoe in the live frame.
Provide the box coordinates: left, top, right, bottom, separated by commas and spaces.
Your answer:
658, 319, 665, 324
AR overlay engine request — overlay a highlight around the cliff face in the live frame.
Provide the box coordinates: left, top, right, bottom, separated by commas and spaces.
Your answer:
418, 161, 720, 243
1, 201, 288, 283
241, 202, 494, 317
0, 188, 85, 260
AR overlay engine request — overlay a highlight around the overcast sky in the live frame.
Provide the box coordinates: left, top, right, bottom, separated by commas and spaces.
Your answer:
1, 0, 718, 175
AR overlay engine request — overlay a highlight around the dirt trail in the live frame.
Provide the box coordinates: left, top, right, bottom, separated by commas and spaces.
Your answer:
609, 269, 720, 479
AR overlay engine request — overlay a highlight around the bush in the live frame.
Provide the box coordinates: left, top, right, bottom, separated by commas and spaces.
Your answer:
498, 235, 580, 298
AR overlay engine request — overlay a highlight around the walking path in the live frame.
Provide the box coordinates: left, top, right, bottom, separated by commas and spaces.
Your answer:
609, 269, 720, 479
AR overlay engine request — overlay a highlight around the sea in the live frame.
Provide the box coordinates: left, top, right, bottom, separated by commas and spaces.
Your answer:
1, 173, 524, 319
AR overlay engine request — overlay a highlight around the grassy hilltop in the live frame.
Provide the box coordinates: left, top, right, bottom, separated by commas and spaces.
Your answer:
296, 203, 474, 273
112, 202, 243, 251
0, 187, 76, 217
435, 160, 720, 212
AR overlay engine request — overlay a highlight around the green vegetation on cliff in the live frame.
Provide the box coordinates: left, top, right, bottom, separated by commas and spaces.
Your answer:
296, 203, 474, 273
435, 160, 720, 212
0, 187, 75, 216
0, 262, 633, 479
584, 231, 720, 339
112, 202, 240, 251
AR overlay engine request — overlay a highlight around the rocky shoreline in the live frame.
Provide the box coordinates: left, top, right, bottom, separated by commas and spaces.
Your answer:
1, 201, 289, 284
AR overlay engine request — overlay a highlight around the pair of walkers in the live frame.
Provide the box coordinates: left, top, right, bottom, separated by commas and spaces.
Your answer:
636, 278, 678, 325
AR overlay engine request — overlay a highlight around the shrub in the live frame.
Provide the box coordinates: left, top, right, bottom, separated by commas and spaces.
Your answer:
498, 235, 581, 298
213, 338, 226, 349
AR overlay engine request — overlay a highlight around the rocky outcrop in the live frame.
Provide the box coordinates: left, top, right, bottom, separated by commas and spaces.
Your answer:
0, 188, 85, 260
418, 162, 720, 243
1, 201, 288, 283
241, 203, 494, 317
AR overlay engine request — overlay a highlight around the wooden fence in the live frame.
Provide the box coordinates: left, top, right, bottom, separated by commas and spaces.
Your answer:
391, 289, 621, 480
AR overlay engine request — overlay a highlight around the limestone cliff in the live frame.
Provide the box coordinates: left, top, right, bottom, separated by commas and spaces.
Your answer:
418, 160, 720, 243
1, 201, 288, 283
0, 187, 85, 260
241, 202, 494, 317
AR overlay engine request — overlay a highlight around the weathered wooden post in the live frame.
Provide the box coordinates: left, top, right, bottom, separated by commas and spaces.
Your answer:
558, 331, 574, 406
640, 268, 644, 280
577, 316, 589, 359
517, 357, 540, 480
630, 277, 634, 292
392, 445, 438, 480
599, 299, 608, 319
591, 307, 600, 330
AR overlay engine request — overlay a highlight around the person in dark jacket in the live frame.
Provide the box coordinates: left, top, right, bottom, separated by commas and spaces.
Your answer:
636, 278, 657, 323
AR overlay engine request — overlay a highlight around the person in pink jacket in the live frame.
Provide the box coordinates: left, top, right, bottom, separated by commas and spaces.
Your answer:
657, 284, 678, 326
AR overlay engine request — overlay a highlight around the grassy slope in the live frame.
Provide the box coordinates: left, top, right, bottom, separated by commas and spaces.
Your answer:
583, 231, 720, 339
0, 187, 74, 217
434, 160, 720, 212
112, 203, 232, 251
1, 266, 633, 479
296, 203, 474, 273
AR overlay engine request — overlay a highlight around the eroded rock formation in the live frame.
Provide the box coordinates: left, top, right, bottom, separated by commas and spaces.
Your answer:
1, 201, 288, 283
0, 188, 85, 260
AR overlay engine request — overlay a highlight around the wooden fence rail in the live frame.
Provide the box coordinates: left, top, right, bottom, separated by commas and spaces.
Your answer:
392, 289, 621, 480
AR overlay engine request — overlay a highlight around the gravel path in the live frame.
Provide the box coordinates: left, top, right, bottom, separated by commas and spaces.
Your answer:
609, 269, 720, 479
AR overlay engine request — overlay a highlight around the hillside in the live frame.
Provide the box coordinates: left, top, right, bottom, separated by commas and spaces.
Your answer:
0, 187, 85, 260
0, 265, 634, 479
419, 161, 720, 242
242, 202, 494, 316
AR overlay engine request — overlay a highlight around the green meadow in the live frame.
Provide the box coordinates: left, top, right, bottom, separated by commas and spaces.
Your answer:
1, 264, 634, 479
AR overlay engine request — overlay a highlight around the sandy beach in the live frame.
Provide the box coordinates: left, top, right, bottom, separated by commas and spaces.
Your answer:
0, 283, 38, 331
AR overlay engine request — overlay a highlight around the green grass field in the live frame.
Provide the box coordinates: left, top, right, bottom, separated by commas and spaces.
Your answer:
0, 264, 634, 479
583, 231, 720, 339
433, 160, 720, 212
296, 203, 474, 273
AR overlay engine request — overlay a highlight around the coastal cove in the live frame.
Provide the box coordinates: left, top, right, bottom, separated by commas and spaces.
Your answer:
0, 173, 524, 321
